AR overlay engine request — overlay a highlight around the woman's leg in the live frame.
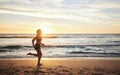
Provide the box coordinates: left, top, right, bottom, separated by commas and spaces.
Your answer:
27, 53, 38, 56
36, 49, 42, 65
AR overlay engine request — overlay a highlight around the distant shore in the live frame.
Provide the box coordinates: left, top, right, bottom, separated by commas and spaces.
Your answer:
0, 58, 120, 75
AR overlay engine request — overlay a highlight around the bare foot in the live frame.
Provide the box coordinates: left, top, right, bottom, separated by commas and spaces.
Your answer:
37, 63, 43, 66
27, 52, 32, 55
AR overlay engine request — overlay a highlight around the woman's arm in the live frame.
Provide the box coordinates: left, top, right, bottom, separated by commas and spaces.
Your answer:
32, 37, 36, 47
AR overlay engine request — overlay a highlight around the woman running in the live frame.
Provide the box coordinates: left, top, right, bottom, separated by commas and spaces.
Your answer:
27, 29, 44, 66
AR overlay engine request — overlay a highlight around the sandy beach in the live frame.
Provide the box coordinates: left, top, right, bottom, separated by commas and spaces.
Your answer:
0, 58, 120, 75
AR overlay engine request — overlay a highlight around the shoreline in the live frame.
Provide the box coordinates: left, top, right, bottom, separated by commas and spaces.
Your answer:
0, 57, 120, 60
0, 58, 120, 75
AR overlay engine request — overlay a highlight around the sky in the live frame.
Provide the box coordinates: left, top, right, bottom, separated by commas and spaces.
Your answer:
0, 0, 120, 34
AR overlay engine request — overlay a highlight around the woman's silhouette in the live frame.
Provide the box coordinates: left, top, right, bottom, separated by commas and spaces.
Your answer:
27, 29, 44, 66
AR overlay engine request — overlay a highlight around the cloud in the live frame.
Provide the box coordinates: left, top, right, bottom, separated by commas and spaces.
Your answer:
0, 0, 120, 26
88, 1, 120, 9
0, 0, 64, 7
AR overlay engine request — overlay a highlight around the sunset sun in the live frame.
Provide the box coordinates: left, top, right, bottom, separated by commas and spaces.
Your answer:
38, 22, 52, 34
40, 26, 50, 34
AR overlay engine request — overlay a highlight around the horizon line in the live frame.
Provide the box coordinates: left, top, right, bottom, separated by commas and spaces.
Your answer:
0, 33, 120, 35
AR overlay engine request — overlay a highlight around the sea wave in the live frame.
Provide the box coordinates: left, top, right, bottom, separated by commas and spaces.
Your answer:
0, 49, 14, 52
0, 36, 112, 38
0, 45, 23, 49
68, 51, 120, 57
1, 34, 120, 38
0, 44, 120, 49
68, 51, 120, 55
44, 44, 120, 47
108, 41, 120, 43
0, 36, 57, 38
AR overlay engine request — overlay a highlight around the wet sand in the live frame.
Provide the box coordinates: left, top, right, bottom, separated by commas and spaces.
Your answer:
0, 58, 120, 75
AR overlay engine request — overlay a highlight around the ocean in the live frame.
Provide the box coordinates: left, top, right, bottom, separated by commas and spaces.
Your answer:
0, 34, 120, 59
